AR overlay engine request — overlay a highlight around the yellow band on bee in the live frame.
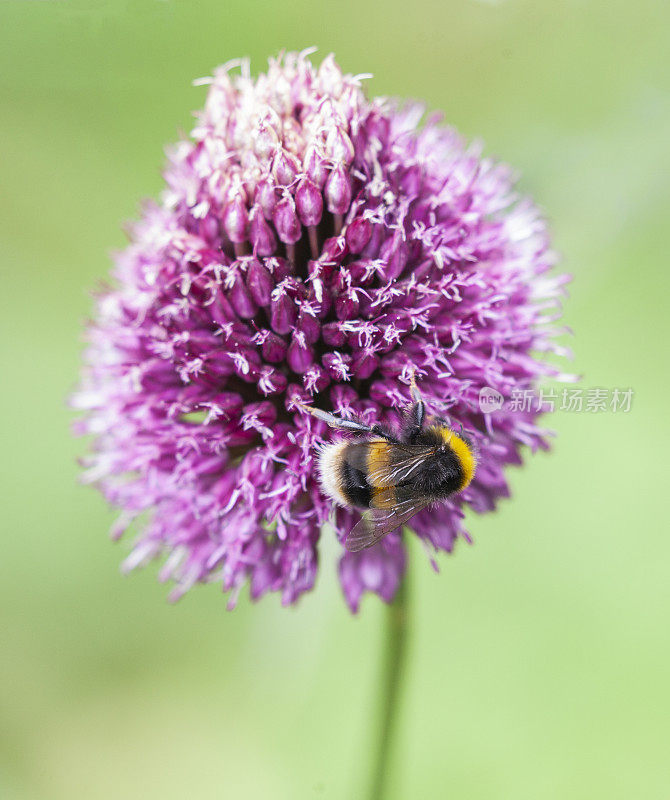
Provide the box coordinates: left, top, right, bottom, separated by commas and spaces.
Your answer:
439, 428, 476, 490
366, 441, 397, 508
366, 440, 392, 489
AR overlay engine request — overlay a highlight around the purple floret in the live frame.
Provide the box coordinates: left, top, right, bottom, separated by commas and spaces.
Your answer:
73, 51, 570, 611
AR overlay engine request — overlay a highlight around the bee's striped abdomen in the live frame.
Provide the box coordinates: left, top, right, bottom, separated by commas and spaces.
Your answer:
338, 440, 399, 510
339, 440, 393, 508
365, 440, 398, 509
340, 446, 371, 508
317, 439, 398, 510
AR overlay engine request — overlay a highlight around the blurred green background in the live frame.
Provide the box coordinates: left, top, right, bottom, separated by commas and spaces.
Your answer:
1, 0, 669, 798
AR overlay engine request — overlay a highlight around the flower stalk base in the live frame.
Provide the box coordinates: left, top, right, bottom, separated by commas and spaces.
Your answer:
368, 563, 409, 800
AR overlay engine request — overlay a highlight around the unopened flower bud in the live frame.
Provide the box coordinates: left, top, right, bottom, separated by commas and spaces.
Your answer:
297, 309, 321, 344
325, 126, 355, 164
345, 217, 372, 253
270, 291, 297, 334
249, 207, 277, 256
273, 195, 302, 244
287, 335, 314, 373
252, 120, 280, 160
304, 145, 328, 188
325, 163, 352, 215
335, 290, 359, 320
222, 194, 248, 243
261, 331, 288, 363
257, 367, 287, 395
229, 277, 258, 319
255, 177, 277, 219
295, 179, 323, 227
380, 233, 408, 280
272, 150, 299, 186
322, 321, 346, 346
351, 348, 380, 379
245, 258, 274, 306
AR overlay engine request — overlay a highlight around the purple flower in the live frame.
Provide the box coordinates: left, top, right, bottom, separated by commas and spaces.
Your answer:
73, 51, 570, 611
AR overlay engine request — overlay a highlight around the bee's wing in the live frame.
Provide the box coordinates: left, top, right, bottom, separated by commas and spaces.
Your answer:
364, 443, 437, 489
344, 496, 432, 552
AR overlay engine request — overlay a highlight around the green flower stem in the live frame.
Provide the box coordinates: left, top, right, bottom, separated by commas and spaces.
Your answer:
368, 569, 410, 800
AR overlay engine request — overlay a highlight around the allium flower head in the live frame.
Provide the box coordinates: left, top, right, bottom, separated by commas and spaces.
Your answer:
74, 50, 570, 611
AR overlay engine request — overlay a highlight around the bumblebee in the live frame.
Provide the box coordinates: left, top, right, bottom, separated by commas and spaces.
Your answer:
298, 372, 477, 552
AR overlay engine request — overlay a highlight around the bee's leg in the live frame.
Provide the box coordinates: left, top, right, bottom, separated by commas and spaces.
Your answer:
402, 368, 426, 442
297, 403, 376, 435
297, 403, 399, 442
368, 423, 401, 444
408, 367, 423, 405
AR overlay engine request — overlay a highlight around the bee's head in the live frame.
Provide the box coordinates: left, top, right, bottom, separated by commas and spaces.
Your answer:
430, 415, 474, 445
